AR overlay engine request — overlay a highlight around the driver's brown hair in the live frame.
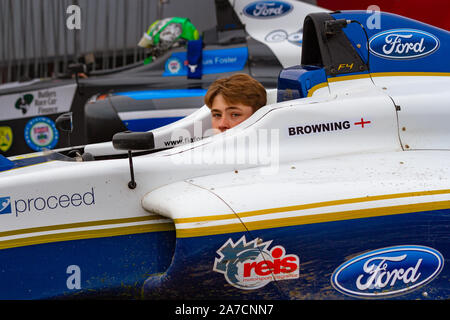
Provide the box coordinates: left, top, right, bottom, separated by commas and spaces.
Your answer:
204, 73, 266, 111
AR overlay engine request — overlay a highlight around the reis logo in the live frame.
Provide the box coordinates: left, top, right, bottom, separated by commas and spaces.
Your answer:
213, 236, 299, 290
369, 29, 440, 59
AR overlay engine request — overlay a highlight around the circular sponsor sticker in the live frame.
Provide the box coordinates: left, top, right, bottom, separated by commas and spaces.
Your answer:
24, 116, 59, 151
0, 126, 13, 152
287, 30, 303, 46
165, 57, 183, 74
265, 30, 287, 42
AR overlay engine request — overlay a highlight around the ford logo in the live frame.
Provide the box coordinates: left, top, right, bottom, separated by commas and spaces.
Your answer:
243, 1, 293, 18
331, 246, 444, 298
369, 29, 440, 59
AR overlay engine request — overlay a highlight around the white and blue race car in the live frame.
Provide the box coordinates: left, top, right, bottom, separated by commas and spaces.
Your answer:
0, 9, 449, 300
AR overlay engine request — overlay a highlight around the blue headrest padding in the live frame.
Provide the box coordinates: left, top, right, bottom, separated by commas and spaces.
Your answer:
277, 65, 326, 102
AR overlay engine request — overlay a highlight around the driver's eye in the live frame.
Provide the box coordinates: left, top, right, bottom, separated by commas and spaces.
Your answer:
212, 113, 222, 118
231, 113, 241, 118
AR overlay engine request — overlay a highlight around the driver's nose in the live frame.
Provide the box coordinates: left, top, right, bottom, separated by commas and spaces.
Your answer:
218, 115, 231, 132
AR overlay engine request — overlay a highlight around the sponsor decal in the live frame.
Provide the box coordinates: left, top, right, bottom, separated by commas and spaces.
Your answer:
165, 57, 183, 74
15, 94, 34, 114
287, 30, 303, 46
0, 196, 12, 215
0, 126, 13, 152
265, 30, 287, 42
243, 1, 293, 19
1, 187, 95, 217
163, 47, 248, 76
369, 29, 440, 60
24, 117, 59, 151
289, 120, 350, 136
288, 118, 371, 136
163, 135, 202, 147
338, 63, 354, 71
14, 91, 58, 115
354, 118, 371, 128
213, 236, 299, 290
331, 245, 444, 298
0, 84, 76, 121
265, 29, 302, 46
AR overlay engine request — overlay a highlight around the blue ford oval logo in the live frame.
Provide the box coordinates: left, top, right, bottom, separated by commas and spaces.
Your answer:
243, 1, 293, 18
331, 246, 444, 298
369, 29, 440, 59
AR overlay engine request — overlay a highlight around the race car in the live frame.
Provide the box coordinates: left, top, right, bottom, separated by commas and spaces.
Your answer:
0, 9, 449, 300
0, 0, 325, 157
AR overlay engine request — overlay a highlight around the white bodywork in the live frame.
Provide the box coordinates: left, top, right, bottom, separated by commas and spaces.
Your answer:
1, 73, 449, 247
231, 0, 328, 67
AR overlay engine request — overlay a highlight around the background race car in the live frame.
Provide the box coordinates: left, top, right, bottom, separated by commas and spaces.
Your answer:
0, 0, 325, 157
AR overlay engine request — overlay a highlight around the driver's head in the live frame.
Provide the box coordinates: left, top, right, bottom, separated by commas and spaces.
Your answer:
204, 73, 266, 133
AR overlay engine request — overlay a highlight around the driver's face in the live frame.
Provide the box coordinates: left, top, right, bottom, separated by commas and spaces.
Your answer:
210, 94, 254, 133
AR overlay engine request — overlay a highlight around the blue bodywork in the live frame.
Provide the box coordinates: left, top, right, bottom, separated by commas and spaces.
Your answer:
277, 11, 450, 102
114, 89, 207, 101
0, 231, 175, 299
332, 12, 450, 74
277, 65, 326, 102
113, 89, 207, 131
0, 155, 14, 172
124, 116, 186, 132
0, 153, 72, 173
141, 208, 449, 299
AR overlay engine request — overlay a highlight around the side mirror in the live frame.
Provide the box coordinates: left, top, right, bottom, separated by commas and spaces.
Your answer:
56, 112, 73, 147
55, 112, 73, 133
112, 131, 155, 151
112, 131, 155, 190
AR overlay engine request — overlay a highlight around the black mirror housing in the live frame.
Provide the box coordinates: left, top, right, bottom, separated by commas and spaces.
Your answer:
55, 112, 73, 133
112, 131, 155, 151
